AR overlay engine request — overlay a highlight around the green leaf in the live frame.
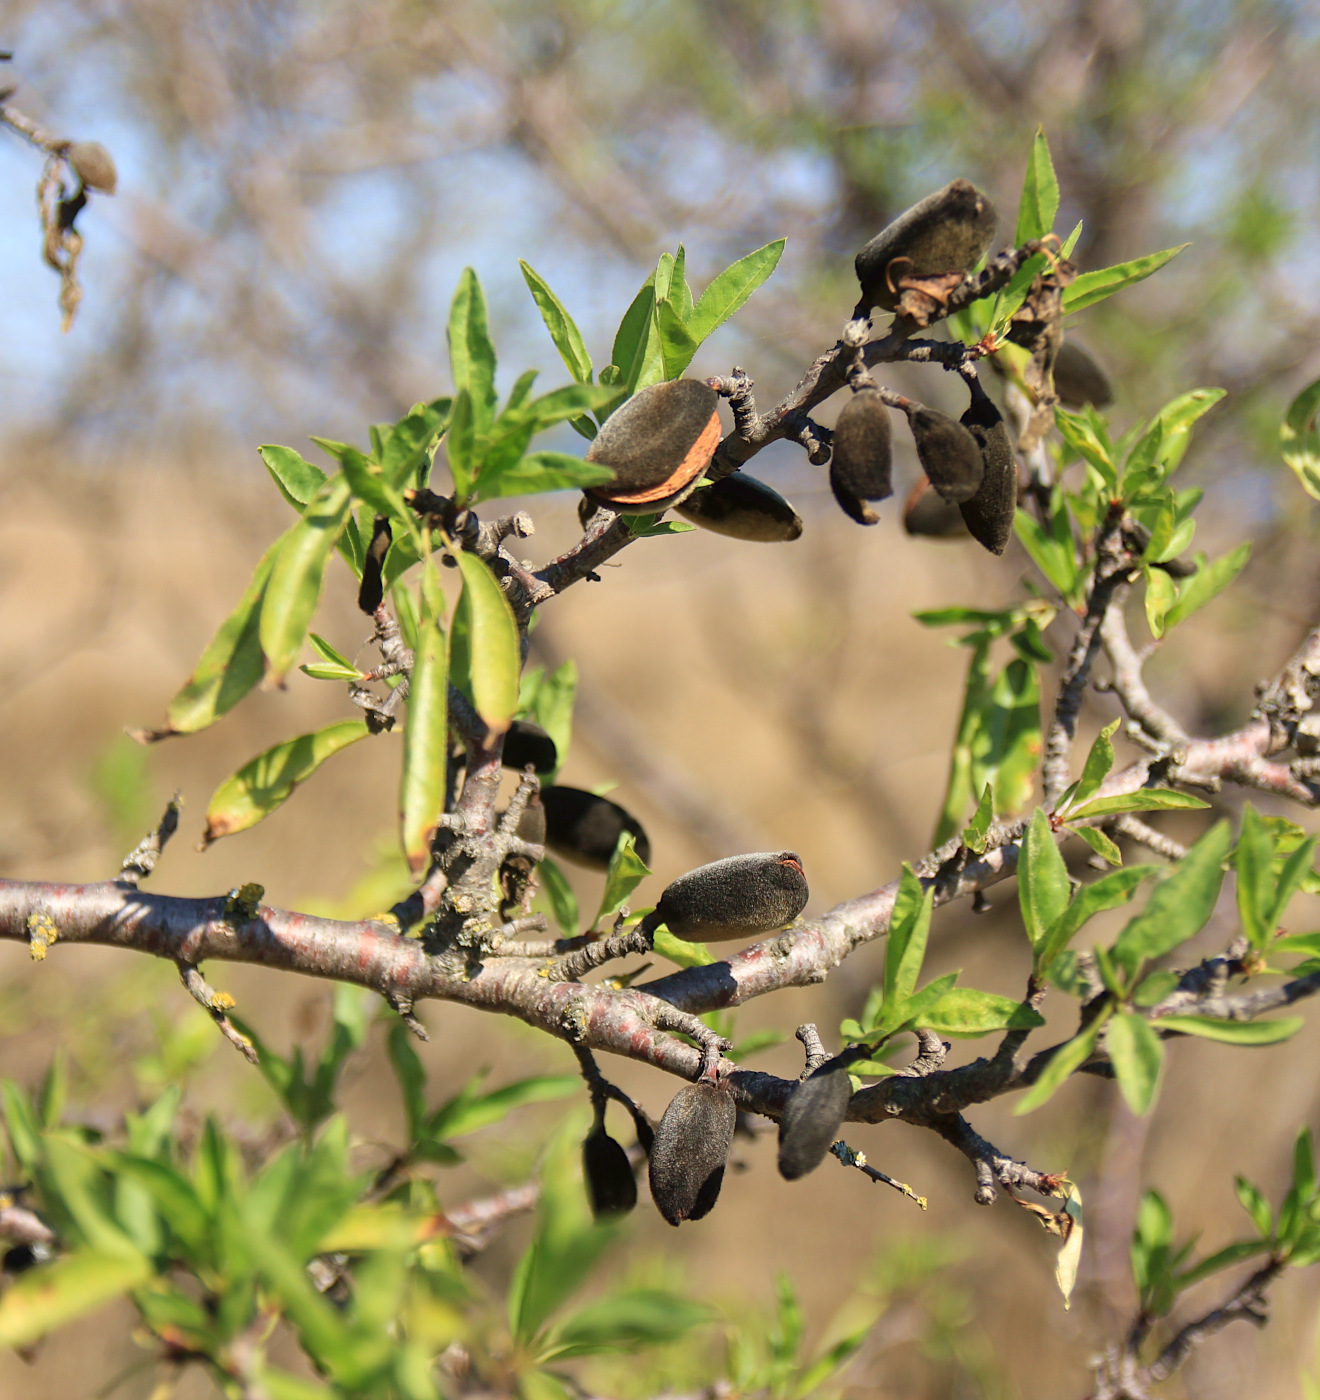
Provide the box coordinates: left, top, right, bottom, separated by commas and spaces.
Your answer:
1015, 506, 1084, 603
531, 660, 577, 778
1280, 375, 1320, 500
594, 833, 651, 929
476, 451, 614, 500
885, 865, 933, 1006
1112, 821, 1232, 973
153, 531, 289, 737
1070, 719, 1121, 810
613, 276, 662, 393
386, 1023, 427, 1143
1161, 543, 1251, 632
932, 635, 996, 845
449, 549, 521, 735
961, 783, 994, 854
1266, 834, 1320, 938
1236, 1175, 1274, 1238
400, 571, 449, 876
444, 388, 476, 497
621, 512, 695, 537
883, 971, 959, 1037
520, 262, 593, 384
1015, 127, 1061, 241
1235, 803, 1274, 951
1019, 808, 1071, 952
202, 720, 370, 846
1144, 563, 1178, 640
655, 297, 702, 379
1063, 245, 1189, 315
687, 239, 785, 344
541, 1289, 712, 1360
1107, 1012, 1164, 1115
1036, 865, 1160, 976
970, 656, 1041, 817
0, 1248, 151, 1347
1130, 388, 1227, 477
918, 987, 1045, 1038
260, 475, 356, 685
428, 1074, 579, 1143
538, 855, 578, 936
1066, 789, 1211, 822
449, 268, 498, 431
261, 444, 327, 510
1071, 824, 1123, 865
1016, 1008, 1110, 1114
652, 929, 715, 967
1153, 1015, 1303, 1045
1174, 1239, 1271, 1291
1054, 408, 1117, 490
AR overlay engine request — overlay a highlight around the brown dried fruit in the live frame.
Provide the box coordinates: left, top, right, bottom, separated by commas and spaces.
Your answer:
905, 405, 984, 503
502, 720, 558, 775
358, 515, 392, 614
585, 379, 722, 512
542, 786, 650, 870
648, 1079, 736, 1226
65, 140, 117, 194
583, 1123, 638, 1218
902, 477, 969, 539
829, 388, 893, 525
1053, 338, 1114, 409
675, 474, 803, 542
958, 379, 1018, 555
854, 179, 997, 314
777, 1059, 854, 1181
649, 851, 808, 943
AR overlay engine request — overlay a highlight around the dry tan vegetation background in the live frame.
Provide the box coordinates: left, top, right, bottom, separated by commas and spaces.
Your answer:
3, 2, 1320, 1396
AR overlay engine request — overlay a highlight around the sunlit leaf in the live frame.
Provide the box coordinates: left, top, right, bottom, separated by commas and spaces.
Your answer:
1063, 245, 1188, 314
449, 549, 520, 734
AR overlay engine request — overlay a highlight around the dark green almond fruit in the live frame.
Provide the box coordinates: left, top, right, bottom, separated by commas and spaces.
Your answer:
1053, 338, 1114, 409
830, 388, 894, 525
958, 379, 1018, 555
777, 1058, 854, 1181
583, 1124, 638, 1218
906, 405, 984, 503
515, 792, 547, 847
502, 720, 558, 775
854, 179, 998, 314
650, 851, 808, 943
648, 1079, 736, 1226
542, 786, 651, 870
65, 140, 118, 194
674, 474, 803, 542
902, 477, 969, 539
585, 379, 722, 512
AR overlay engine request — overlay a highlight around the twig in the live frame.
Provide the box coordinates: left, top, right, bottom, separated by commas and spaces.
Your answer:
176, 960, 258, 1064
829, 1140, 927, 1208
1112, 814, 1187, 862
118, 793, 182, 887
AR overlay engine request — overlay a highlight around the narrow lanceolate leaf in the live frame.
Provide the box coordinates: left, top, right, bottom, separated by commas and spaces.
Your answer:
1016, 1008, 1110, 1115
1070, 719, 1121, 811
519, 261, 593, 383
687, 239, 786, 344
1144, 563, 1178, 639
1019, 808, 1070, 952
0, 1248, 152, 1347
1066, 788, 1210, 822
1281, 375, 1320, 500
1107, 1012, 1164, 1115
1071, 825, 1122, 866
918, 987, 1045, 1038
475, 451, 614, 500
1235, 804, 1274, 950
1153, 1015, 1304, 1045
449, 550, 520, 735
1161, 544, 1251, 632
1063, 245, 1189, 315
202, 720, 370, 846
1111, 821, 1232, 973
594, 833, 650, 929
259, 475, 355, 685
448, 267, 498, 431
145, 530, 289, 739
400, 580, 449, 876
1014, 127, 1060, 246
260, 444, 327, 510
655, 297, 701, 379
885, 865, 933, 1006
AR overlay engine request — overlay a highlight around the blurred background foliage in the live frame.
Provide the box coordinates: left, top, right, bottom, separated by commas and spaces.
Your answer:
2, 1, 1320, 1396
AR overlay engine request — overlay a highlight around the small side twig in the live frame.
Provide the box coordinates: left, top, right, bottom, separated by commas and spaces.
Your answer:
830, 1140, 927, 1208
1112, 814, 1187, 862
176, 960, 258, 1064
118, 793, 182, 887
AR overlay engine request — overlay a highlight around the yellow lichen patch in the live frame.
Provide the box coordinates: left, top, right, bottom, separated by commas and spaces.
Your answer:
224, 883, 266, 920
210, 991, 237, 1011
27, 911, 59, 961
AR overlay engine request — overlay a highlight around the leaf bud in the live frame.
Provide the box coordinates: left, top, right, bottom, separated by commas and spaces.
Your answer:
65, 140, 117, 194
957, 379, 1019, 555
651, 851, 808, 943
777, 1057, 854, 1181
648, 1079, 736, 1226
675, 473, 803, 542
904, 405, 984, 503
854, 179, 997, 314
502, 720, 558, 774
542, 786, 651, 870
583, 1123, 638, 1218
829, 387, 894, 525
585, 379, 722, 511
